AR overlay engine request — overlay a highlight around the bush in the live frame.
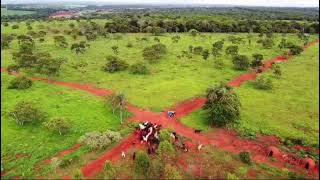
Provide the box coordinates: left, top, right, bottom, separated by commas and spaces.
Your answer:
232, 55, 250, 70
135, 151, 151, 178
289, 45, 303, 55
73, 169, 84, 179
103, 56, 128, 73
143, 43, 167, 63
225, 45, 239, 56
78, 130, 121, 150
272, 64, 281, 78
204, 83, 241, 127
12, 24, 19, 29
7, 76, 32, 90
126, 42, 133, 48
251, 54, 264, 68
129, 62, 149, 75
159, 129, 172, 142
10, 101, 44, 125
189, 29, 198, 37
164, 164, 182, 179
103, 160, 116, 179
214, 58, 224, 69
7, 64, 19, 73
239, 151, 252, 165
253, 75, 273, 90
261, 38, 274, 49
44, 117, 71, 135
157, 140, 175, 159
193, 46, 203, 54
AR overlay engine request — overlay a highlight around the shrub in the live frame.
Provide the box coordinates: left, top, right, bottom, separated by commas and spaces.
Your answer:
73, 169, 84, 179
253, 75, 273, 90
204, 83, 241, 127
189, 29, 198, 37
157, 140, 175, 159
262, 38, 274, 49
232, 55, 250, 70
251, 54, 264, 68
135, 150, 151, 178
164, 164, 182, 179
202, 49, 210, 60
239, 151, 252, 165
103, 160, 116, 179
103, 56, 128, 73
78, 130, 121, 150
44, 117, 71, 135
129, 62, 149, 75
225, 45, 239, 56
143, 43, 167, 63
159, 129, 172, 142
214, 58, 224, 69
193, 46, 203, 54
272, 64, 281, 78
12, 24, 19, 29
10, 101, 44, 125
289, 45, 303, 55
126, 42, 133, 48
7, 64, 19, 73
7, 76, 32, 90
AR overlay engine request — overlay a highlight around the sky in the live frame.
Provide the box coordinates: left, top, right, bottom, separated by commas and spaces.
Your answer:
2, 0, 319, 7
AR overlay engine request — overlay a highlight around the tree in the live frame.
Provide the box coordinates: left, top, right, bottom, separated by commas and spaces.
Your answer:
232, 55, 250, 70
251, 54, 264, 68
129, 62, 149, 75
35, 53, 66, 76
226, 45, 239, 56
239, 151, 252, 165
53, 35, 68, 48
71, 41, 89, 54
193, 46, 203, 54
7, 76, 32, 90
189, 29, 198, 37
111, 45, 119, 55
171, 35, 180, 43
159, 129, 172, 142
188, 45, 193, 53
135, 151, 151, 178
204, 83, 241, 127
44, 117, 71, 135
12, 24, 19, 29
214, 58, 224, 69
272, 64, 281, 78
261, 38, 274, 49
10, 101, 44, 125
103, 56, 128, 73
106, 93, 126, 124
164, 164, 182, 179
253, 75, 273, 90
212, 40, 224, 57
142, 43, 167, 63
202, 49, 209, 60
157, 140, 175, 159
289, 45, 303, 55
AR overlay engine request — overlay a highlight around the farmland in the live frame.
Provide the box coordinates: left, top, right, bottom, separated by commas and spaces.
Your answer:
1, 8, 35, 16
1, 4, 319, 179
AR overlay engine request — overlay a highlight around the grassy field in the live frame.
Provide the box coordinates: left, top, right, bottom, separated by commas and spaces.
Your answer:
181, 44, 319, 147
0, 73, 126, 177
1, 20, 313, 111
1, 8, 35, 16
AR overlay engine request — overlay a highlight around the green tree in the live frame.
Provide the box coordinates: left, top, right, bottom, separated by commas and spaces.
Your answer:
7, 76, 32, 90
103, 56, 128, 73
129, 62, 149, 75
135, 151, 151, 178
289, 45, 303, 55
232, 55, 250, 70
212, 40, 224, 57
272, 64, 281, 78
44, 117, 71, 135
214, 58, 224, 69
253, 75, 273, 90
204, 83, 241, 127
189, 29, 198, 37
142, 43, 167, 63
10, 101, 44, 125
106, 93, 126, 124
53, 35, 68, 48
157, 140, 175, 159
225, 45, 239, 56
111, 45, 119, 55
202, 49, 210, 60
251, 54, 264, 68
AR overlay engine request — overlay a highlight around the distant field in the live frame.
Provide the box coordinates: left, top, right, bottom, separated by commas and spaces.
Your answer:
1, 8, 35, 16
181, 44, 319, 147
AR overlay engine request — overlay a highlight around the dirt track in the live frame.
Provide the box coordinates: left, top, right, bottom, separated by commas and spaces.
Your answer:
1, 39, 319, 178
